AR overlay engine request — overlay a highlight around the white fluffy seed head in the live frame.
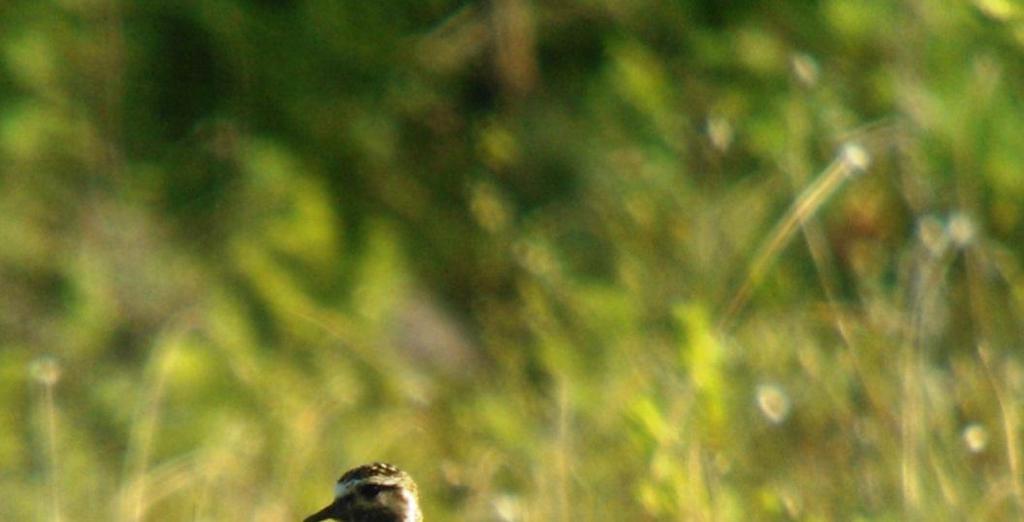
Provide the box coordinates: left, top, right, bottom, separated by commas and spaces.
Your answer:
963, 423, 988, 453
946, 212, 976, 248
757, 383, 791, 424
839, 142, 871, 174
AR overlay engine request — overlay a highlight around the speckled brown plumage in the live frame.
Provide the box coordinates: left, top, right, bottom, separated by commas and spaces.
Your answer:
304, 463, 421, 522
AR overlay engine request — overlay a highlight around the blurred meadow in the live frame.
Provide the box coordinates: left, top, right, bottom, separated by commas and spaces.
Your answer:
3, 0, 1024, 520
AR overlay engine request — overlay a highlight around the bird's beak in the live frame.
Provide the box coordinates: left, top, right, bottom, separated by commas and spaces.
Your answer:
303, 501, 339, 522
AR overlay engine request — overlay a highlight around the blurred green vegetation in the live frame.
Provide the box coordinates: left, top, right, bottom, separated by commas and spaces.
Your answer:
3, 0, 1024, 520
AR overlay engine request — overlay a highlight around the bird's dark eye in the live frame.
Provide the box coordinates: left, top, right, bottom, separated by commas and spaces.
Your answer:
359, 484, 385, 499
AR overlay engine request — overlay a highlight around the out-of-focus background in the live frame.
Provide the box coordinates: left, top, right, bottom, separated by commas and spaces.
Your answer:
2, 1, 1023, 520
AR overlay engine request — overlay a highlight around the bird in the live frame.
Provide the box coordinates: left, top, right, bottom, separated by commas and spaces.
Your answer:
304, 463, 422, 522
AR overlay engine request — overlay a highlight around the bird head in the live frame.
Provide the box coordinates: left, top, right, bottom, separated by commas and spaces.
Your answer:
304, 463, 422, 522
